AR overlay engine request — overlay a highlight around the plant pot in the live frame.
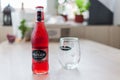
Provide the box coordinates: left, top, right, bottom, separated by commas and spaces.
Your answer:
75, 15, 84, 23
60, 14, 68, 21
7, 34, 16, 43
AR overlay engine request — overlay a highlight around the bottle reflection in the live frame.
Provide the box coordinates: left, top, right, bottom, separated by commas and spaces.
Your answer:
32, 74, 48, 80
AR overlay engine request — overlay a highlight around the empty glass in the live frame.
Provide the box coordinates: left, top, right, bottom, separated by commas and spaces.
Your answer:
58, 37, 80, 70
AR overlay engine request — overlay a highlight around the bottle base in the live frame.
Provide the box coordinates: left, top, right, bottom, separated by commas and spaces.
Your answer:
33, 71, 48, 75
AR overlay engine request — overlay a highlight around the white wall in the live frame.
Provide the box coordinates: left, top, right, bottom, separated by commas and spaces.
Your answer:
0, 0, 1, 12
47, 0, 57, 15
98, 0, 115, 12
114, 0, 120, 25
0, 0, 2, 25
0, 13, 2, 25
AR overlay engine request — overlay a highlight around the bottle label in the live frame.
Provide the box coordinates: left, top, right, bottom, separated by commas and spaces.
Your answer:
32, 50, 46, 61
37, 11, 41, 22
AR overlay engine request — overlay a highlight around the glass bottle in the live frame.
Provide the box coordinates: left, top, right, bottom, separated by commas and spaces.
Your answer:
31, 6, 49, 74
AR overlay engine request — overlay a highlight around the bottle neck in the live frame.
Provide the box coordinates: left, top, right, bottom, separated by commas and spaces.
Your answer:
36, 8, 44, 22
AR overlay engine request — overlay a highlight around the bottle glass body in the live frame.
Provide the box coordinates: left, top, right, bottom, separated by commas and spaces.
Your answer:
31, 6, 49, 74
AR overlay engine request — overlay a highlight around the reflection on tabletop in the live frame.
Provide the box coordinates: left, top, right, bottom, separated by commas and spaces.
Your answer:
32, 74, 48, 80
32, 68, 80, 80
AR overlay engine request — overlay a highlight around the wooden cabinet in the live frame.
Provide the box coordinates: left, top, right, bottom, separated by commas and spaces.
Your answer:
109, 27, 120, 48
0, 27, 13, 43
46, 24, 119, 48
70, 27, 85, 38
70, 26, 120, 48
85, 26, 110, 45
0, 25, 120, 48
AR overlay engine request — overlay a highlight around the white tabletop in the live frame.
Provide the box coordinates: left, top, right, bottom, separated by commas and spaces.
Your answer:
0, 40, 120, 80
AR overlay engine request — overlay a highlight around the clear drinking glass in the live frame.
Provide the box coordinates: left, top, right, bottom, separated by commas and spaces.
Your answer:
58, 37, 80, 70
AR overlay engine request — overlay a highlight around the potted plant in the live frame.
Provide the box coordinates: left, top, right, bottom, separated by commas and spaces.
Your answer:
57, 0, 68, 21
75, 0, 90, 23
18, 19, 30, 39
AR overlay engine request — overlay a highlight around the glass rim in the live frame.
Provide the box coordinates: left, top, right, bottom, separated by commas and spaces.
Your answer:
60, 37, 79, 41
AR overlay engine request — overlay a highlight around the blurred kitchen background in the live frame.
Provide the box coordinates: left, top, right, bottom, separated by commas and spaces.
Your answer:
0, 0, 120, 49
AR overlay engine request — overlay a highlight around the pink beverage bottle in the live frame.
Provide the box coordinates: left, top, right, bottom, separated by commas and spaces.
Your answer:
31, 6, 49, 74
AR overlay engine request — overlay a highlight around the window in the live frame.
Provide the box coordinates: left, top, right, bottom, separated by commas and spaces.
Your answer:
1, 0, 47, 11
57, 0, 89, 20
58, 0, 77, 19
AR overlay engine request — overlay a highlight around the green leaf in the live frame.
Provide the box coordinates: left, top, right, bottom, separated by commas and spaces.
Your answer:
75, 0, 91, 14
18, 19, 29, 39
76, 0, 84, 8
